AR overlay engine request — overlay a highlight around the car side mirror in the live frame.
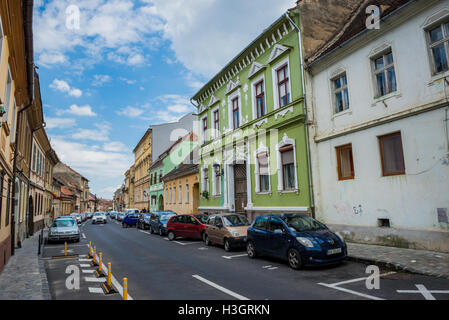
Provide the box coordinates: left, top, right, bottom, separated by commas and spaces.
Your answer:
216, 223, 223, 228
274, 229, 284, 234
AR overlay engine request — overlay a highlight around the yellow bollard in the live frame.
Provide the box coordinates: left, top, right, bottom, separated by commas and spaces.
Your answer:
93, 246, 97, 263
98, 253, 103, 273
88, 241, 92, 257
123, 278, 128, 300
107, 263, 111, 287
64, 242, 67, 256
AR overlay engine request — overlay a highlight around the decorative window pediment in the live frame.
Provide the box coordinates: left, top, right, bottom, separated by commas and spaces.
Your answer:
267, 44, 291, 64
247, 62, 267, 79
199, 103, 207, 113
226, 78, 241, 95
208, 95, 220, 107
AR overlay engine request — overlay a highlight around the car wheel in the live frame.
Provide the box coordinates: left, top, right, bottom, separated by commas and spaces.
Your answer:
204, 234, 211, 246
159, 227, 163, 236
287, 248, 302, 270
150, 226, 154, 234
167, 231, 175, 241
224, 239, 231, 252
247, 241, 257, 259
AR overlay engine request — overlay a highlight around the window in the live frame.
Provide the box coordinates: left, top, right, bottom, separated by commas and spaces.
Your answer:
159, 170, 162, 182
202, 116, 208, 143
277, 65, 290, 107
257, 152, 270, 192
232, 97, 239, 129
202, 167, 209, 193
336, 144, 355, 180
4, 67, 12, 122
185, 183, 189, 203
213, 165, 221, 196
428, 21, 449, 74
173, 187, 176, 204
268, 218, 287, 233
10, 99, 16, 142
213, 109, 220, 138
149, 174, 153, 186
333, 74, 349, 113
32, 143, 36, 172
255, 80, 265, 118
280, 145, 295, 190
179, 185, 182, 203
373, 51, 397, 97
0, 16, 3, 65
378, 132, 405, 176
253, 216, 269, 230
168, 188, 171, 204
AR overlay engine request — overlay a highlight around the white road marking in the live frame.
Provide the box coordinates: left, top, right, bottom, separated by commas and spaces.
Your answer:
88, 287, 104, 294
222, 254, 248, 260
96, 254, 133, 300
268, 267, 278, 270
262, 265, 272, 269
192, 275, 250, 300
80, 264, 91, 268
318, 271, 396, 301
82, 269, 96, 274
85, 277, 106, 283
318, 282, 385, 300
397, 284, 449, 300
82, 233, 86, 239
164, 238, 169, 241
79, 259, 92, 262
198, 247, 209, 250
174, 241, 199, 246
139, 230, 151, 235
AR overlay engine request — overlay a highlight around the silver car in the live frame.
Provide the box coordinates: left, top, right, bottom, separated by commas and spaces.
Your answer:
92, 212, 107, 224
48, 218, 80, 243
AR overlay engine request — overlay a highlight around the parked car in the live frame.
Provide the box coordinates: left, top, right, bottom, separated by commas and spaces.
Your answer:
86, 212, 93, 219
92, 212, 107, 224
126, 208, 140, 215
246, 214, 347, 270
80, 213, 88, 222
149, 211, 177, 236
122, 213, 139, 228
117, 212, 125, 221
70, 213, 82, 224
48, 217, 80, 243
166, 214, 208, 241
204, 214, 250, 251
137, 213, 151, 230
110, 211, 118, 219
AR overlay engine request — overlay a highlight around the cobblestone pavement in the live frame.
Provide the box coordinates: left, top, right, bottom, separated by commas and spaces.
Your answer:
0, 232, 51, 300
347, 242, 449, 279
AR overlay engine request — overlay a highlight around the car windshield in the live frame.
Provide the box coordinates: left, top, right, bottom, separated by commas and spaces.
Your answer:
282, 215, 326, 232
194, 215, 209, 224
52, 220, 75, 228
160, 214, 176, 221
222, 215, 250, 227
94, 213, 103, 216
128, 214, 139, 218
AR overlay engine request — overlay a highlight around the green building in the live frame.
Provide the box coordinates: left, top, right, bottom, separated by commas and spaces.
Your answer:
148, 132, 197, 212
191, 9, 312, 221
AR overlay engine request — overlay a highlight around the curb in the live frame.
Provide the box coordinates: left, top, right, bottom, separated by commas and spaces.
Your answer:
346, 255, 449, 280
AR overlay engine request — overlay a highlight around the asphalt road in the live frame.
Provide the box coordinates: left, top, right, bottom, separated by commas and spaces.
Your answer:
43, 216, 449, 300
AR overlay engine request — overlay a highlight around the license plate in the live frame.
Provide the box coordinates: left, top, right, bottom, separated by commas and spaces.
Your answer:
327, 248, 342, 255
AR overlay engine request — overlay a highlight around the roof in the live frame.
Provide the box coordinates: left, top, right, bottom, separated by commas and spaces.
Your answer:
60, 186, 73, 196
305, 0, 412, 66
162, 163, 199, 182
133, 128, 152, 153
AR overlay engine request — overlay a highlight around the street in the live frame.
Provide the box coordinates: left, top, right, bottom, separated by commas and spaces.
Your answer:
42, 216, 449, 300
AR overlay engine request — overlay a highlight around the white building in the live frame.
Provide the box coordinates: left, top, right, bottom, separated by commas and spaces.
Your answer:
304, 0, 449, 252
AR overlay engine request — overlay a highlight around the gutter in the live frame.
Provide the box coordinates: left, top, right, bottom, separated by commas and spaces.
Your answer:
284, 11, 316, 218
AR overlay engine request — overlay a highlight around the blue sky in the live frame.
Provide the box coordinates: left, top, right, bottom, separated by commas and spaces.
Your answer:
34, 0, 292, 199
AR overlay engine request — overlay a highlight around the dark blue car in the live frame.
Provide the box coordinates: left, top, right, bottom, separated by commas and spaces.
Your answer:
150, 211, 177, 236
247, 214, 347, 269
122, 213, 140, 228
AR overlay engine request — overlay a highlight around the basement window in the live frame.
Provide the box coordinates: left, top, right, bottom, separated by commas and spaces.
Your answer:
377, 218, 390, 228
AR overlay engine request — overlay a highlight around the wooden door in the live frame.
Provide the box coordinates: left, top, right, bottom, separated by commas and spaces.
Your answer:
233, 163, 247, 213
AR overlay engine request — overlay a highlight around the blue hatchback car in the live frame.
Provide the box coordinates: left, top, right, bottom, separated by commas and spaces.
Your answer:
150, 211, 177, 236
122, 213, 140, 228
247, 214, 347, 269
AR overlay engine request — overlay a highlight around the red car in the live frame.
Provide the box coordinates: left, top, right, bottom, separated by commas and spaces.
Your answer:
166, 214, 209, 241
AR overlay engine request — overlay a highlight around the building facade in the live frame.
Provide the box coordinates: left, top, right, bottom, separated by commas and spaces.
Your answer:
133, 129, 152, 212
162, 163, 199, 215
192, 10, 312, 221
303, 0, 449, 252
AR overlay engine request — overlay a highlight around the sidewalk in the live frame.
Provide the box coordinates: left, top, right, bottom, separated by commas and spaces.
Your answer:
0, 232, 51, 300
347, 242, 449, 279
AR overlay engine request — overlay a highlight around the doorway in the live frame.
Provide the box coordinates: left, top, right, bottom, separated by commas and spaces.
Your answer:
233, 163, 247, 213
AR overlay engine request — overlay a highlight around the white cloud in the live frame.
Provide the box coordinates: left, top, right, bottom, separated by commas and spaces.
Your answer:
58, 104, 97, 117
92, 74, 112, 86
37, 52, 67, 67
116, 106, 145, 118
45, 117, 77, 129
71, 122, 111, 141
151, 0, 292, 77
103, 141, 129, 152
49, 79, 83, 98
119, 77, 137, 85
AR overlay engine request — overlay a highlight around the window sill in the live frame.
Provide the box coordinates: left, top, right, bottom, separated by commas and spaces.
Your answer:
255, 191, 272, 196
371, 91, 401, 106
332, 109, 352, 120
428, 70, 449, 85
278, 189, 299, 195
212, 194, 222, 198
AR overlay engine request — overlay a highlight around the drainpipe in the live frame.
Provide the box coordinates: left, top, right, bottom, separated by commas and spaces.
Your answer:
284, 11, 316, 218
